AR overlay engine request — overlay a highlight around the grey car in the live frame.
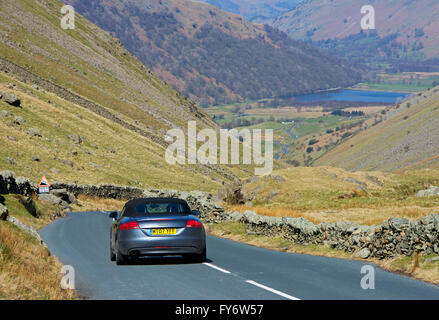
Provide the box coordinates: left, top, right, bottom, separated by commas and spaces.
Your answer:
109, 198, 206, 265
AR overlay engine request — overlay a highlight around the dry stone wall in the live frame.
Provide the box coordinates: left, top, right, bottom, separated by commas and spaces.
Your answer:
228, 210, 439, 259
2, 171, 438, 258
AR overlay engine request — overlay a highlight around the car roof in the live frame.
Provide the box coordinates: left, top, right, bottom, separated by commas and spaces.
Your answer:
124, 197, 188, 207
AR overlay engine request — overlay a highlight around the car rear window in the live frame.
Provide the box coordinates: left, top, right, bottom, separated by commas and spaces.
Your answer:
125, 200, 191, 217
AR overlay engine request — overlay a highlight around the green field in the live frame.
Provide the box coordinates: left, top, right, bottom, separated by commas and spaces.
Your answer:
204, 100, 371, 166
353, 72, 439, 93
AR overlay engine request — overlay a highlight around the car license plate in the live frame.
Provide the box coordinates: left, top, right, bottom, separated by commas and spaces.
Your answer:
151, 228, 177, 235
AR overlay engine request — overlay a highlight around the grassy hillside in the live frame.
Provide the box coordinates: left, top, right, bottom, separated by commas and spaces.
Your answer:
0, 76, 234, 191
271, 0, 439, 59
0, 194, 76, 299
228, 166, 439, 226
66, 0, 362, 105
315, 87, 439, 172
0, 0, 246, 191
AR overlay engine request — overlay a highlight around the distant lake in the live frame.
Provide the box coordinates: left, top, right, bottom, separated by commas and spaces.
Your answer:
295, 89, 412, 104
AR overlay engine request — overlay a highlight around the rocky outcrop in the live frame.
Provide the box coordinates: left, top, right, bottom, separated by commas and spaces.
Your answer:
417, 186, 439, 197
6, 215, 46, 247
2, 92, 21, 107
27, 128, 42, 137
227, 210, 439, 259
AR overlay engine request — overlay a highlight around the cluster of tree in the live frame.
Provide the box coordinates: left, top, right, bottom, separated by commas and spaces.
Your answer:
221, 117, 265, 129
255, 97, 297, 108
331, 110, 365, 117
313, 29, 439, 73
386, 58, 439, 73
71, 1, 363, 105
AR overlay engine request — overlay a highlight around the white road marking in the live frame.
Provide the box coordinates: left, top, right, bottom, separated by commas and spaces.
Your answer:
245, 280, 301, 300
203, 263, 300, 300
203, 262, 231, 274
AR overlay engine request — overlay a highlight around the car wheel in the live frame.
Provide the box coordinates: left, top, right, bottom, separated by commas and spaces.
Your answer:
186, 246, 206, 263
198, 246, 207, 263
116, 248, 128, 265
110, 245, 116, 261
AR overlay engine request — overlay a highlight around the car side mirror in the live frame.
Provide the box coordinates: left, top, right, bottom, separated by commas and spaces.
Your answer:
191, 210, 201, 216
109, 211, 119, 221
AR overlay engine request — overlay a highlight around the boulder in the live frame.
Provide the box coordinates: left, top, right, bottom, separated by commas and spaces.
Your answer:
38, 193, 62, 206
416, 186, 439, 197
353, 248, 371, 259
68, 192, 77, 204
366, 175, 383, 186
61, 159, 74, 167
3, 93, 21, 107
262, 190, 278, 202
89, 161, 102, 169
270, 175, 286, 183
6, 216, 46, 246
27, 128, 42, 137
344, 177, 367, 190
426, 256, 439, 263
0, 110, 12, 118
68, 134, 84, 144
13, 116, 25, 125
50, 188, 68, 199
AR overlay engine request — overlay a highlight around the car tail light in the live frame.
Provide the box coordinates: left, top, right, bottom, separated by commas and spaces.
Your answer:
120, 220, 139, 230
186, 219, 202, 228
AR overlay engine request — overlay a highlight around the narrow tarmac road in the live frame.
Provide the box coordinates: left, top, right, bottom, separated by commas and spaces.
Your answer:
39, 212, 439, 300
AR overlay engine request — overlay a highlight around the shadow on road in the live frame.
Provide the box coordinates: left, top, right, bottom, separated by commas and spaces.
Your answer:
122, 256, 213, 266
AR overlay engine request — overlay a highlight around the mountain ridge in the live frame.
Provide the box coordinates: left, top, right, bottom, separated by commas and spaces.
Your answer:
65, 0, 363, 105
271, 0, 439, 59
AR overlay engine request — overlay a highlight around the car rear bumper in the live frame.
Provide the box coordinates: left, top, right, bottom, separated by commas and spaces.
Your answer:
126, 246, 203, 257
117, 229, 206, 256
